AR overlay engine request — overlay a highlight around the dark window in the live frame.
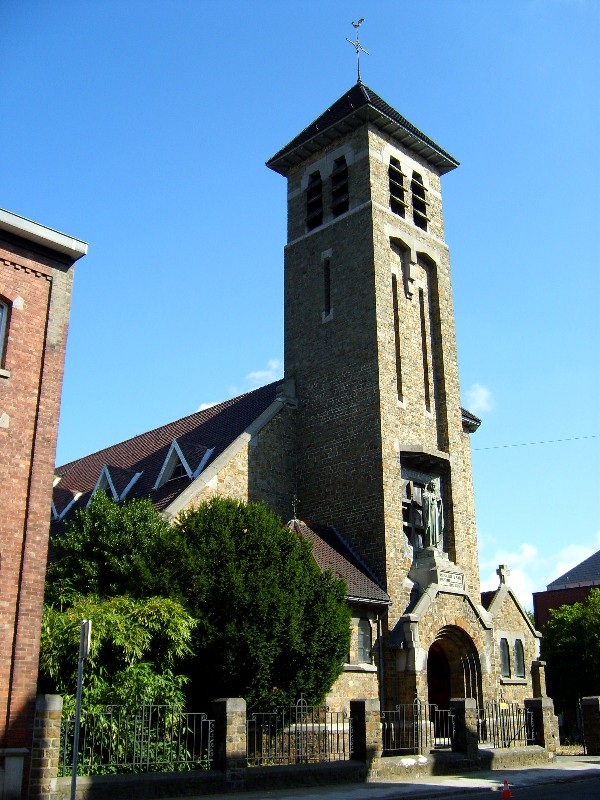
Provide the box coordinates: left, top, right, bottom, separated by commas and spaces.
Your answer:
323, 258, 331, 317
514, 639, 525, 678
331, 157, 349, 217
402, 479, 425, 548
357, 618, 372, 663
0, 300, 9, 366
389, 157, 406, 217
418, 288, 431, 411
411, 171, 429, 231
167, 460, 188, 482
306, 171, 323, 230
391, 274, 403, 400
500, 638, 511, 677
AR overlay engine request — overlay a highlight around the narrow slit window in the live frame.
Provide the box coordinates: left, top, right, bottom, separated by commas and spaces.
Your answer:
500, 638, 511, 677
514, 639, 525, 678
0, 300, 9, 366
419, 288, 431, 411
389, 157, 406, 217
306, 171, 323, 230
411, 171, 429, 231
323, 258, 331, 317
391, 274, 403, 400
331, 156, 349, 217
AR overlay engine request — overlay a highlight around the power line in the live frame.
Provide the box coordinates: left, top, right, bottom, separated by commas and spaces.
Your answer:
473, 434, 599, 452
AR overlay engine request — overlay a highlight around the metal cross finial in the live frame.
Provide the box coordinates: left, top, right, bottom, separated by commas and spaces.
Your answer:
497, 564, 511, 586
346, 19, 369, 83
292, 494, 299, 520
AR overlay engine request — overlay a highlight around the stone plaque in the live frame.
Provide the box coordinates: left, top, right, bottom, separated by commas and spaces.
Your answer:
439, 571, 464, 589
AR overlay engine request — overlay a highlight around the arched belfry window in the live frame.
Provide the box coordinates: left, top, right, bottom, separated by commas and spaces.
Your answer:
0, 299, 9, 366
331, 156, 349, 217
500, 638, 511, 677
389, 157, 406, 217
411, 171, 429, 231
306, 171, 323, 230
514, 639, 525, 678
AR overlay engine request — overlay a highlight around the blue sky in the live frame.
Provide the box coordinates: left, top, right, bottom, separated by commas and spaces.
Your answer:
2, 0, 598, 608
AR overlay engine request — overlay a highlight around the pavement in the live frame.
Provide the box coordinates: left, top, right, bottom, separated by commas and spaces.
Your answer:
171, 755, 600, 800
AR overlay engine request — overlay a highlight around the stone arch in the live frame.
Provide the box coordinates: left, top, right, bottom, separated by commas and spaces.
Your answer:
427, 625, 483, 709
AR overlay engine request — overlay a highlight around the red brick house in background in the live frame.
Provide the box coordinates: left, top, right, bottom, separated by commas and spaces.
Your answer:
0, 209, 86, 799
533, 549, 600, 630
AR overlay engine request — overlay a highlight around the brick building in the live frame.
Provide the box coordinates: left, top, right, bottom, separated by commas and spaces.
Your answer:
52, 83, 541, 713
533, 549, 600, 629
0, 209, 86, 798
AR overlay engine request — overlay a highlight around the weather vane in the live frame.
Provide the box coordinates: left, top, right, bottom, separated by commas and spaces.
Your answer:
346, 19, 369, 83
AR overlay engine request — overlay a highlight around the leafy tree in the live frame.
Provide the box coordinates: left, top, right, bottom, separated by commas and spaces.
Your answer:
39, 594, 196, 713
46, 492, 171, 604
158, 497, 351, 708
46, 494, 351, 710
542, 588, 600, 712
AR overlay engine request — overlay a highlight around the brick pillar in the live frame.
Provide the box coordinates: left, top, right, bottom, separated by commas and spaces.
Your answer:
28, 695, 63, 800
581, 697, 600, 756
350, 698, 381, 765
211, 698, 246, 789
531, 660, 548, 698
450, 698, 478, 761
524, 697, 559, 753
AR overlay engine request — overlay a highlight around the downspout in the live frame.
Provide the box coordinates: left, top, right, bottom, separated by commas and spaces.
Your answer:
377, 614, 385, 710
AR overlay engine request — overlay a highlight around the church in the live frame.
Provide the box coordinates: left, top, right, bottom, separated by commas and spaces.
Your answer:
52, 81, 542, 714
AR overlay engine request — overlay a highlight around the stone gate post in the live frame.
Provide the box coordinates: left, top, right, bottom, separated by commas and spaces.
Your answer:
450, 697, 478, 761
350, 698, 381, 766
28, 694, 63, 800
581, 697, 600, 755
211, 698, 247, 790
524, 697, 559, 754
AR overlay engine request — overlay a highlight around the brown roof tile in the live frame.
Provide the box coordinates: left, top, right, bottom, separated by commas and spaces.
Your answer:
291, 520, 390, 605
53, 382, 280, 525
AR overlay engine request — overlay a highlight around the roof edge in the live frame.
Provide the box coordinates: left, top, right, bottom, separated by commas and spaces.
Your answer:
0, 208, 88, 261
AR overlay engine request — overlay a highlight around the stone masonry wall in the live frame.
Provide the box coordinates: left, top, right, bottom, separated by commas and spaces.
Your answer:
0, 236, 76, 786
489, 589, 540, 704
180, 407, 296, 523
284, 125, 388, 584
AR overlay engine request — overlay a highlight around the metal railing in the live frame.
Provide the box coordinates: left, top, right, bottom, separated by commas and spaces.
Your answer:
477, 702, 535, 749
59, 704, 214, 775
247, 698, 352, 765
381, 701, 454, 755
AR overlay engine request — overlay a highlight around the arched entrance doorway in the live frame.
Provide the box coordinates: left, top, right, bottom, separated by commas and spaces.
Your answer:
426, 625, 482, 710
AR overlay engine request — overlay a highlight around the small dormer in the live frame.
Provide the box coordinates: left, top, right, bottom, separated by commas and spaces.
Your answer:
86, 464, 142, 506
52, 485, 83, 521
153, 440, 213, 490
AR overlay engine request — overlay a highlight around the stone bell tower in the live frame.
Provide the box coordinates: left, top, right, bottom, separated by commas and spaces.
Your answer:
267, 83, 481, 670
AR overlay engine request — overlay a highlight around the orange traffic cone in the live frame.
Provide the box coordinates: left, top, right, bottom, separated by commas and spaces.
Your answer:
502, 778, 512, 798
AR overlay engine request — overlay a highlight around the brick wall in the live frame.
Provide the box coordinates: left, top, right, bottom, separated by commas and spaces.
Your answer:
0, 229, 81, 791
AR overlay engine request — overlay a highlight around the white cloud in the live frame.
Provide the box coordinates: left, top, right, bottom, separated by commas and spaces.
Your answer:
464, 382, 494, 414
200, 358, 283, 409
245, 358, 282, 388
198, 401, 218, 411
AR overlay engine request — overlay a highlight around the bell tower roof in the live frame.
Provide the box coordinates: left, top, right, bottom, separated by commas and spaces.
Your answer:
266, 82, 459, 176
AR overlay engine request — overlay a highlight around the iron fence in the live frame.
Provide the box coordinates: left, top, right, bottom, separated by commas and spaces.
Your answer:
477, 702, 535, 749
381, 701, 454, 755
247, 698, 352, 765
59, 704, 214, 775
